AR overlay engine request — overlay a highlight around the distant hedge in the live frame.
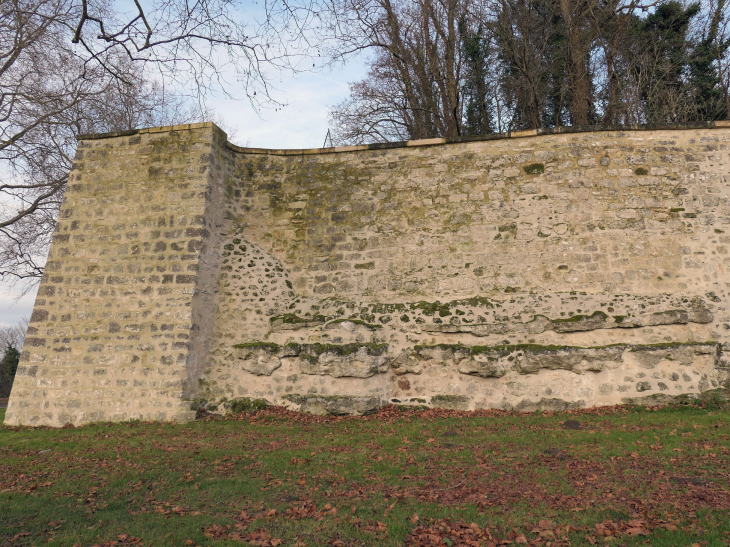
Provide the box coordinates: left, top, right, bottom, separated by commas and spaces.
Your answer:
0, 345, 20, 398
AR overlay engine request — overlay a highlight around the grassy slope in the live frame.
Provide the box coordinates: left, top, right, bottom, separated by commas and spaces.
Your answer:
1, 393, 729, 547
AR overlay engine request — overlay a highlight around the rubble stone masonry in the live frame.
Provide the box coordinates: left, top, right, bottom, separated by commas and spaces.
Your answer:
6, 121, 730, 426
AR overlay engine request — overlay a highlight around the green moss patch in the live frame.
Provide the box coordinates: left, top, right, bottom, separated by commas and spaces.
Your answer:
233, 342, 279, 351
523, 163, 545, 175
628, 341, 718, 352
284, 342, 388, 358
551, 311, 608, 323
269, 314, 326, 324
224, 397, 269, 413
327, 318, 382, 329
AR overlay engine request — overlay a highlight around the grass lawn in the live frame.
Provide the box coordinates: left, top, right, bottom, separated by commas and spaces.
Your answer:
1, 391, 730, 547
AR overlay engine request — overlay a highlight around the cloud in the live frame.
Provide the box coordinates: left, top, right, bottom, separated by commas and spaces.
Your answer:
0, 286, 36, 327
209, 62, 366, 149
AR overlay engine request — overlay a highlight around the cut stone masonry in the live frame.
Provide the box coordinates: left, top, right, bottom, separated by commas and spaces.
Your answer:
6, 121, 730, 425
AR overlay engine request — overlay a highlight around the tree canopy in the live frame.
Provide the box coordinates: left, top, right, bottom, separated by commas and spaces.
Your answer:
329, 0, 730, 143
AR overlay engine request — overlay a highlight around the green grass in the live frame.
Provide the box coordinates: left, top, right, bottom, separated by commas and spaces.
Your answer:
2, 391, 730, 546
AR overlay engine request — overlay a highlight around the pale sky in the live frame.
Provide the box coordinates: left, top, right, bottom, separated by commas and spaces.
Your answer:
0, 60, 366, 327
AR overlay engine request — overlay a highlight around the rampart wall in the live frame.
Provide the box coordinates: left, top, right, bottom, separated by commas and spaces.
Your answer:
6, 122, 730, 425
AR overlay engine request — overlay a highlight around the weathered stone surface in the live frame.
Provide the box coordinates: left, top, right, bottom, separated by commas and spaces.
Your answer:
511, 398, 585, 413
645, 310, 688, 326
513, 346, 625, 374
8, 122, 730, 423
421, 307, 712, 336
5, 123, 226, 427
391, 349, 423, 375
457, 354, 511, 378
283, 394, 383, 415
550, 312, 610, 333
431, 395, 471, 410
298, 346, 389, 378
234, 345, 282, 376
258, 342, 393, 378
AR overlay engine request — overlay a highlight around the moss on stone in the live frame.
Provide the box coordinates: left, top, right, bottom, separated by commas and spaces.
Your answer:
431, 394, 470, 403
269, 314, 326, 324
414, 341, 629, 357
224, 397, 269, 413
327, 318, 382, 329
430, 394, 471, 410
524, 163, 545, 175
233, 341, 279, 351
370, 303, 406, 314
284, 342, 388, 357
410, 300, 453, 316
551, 311, 608, 323
634, 167, 648, 176
628, 341, 718, 351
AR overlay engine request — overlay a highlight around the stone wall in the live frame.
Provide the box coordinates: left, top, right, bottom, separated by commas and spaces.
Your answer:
4, 123, 226, 426
7, 122, 730, 425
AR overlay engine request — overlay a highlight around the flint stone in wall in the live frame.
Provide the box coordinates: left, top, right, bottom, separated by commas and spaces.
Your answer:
644, 310, 688, 326
622, 393, 694, 406
422, 323, 511, 336
687, 307, 714, 324
299, 346, 389, 378
628, 343, 718, 369
270, 317, 325, 331
283, 394, 382, 415
323, 319, 382, 332
234, 342, 391, 378
549, 312, 609, 333
513, 346, 624, 374
456, 352, 512, 378
409, 344, 625, 377
719, 348, 730, 388
419, 306, 712, 338
234, 344, 282, 376
524, 315, 553, 335
430, 394, 471, 410
407, 342, 720, 381
391, 349, 423, 375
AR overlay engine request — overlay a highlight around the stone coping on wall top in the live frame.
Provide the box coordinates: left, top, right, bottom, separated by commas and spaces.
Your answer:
77, 122, 220, 141
77, 120, 730, 155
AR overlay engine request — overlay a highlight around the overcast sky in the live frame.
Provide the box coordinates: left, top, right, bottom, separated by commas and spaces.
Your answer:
0, 60, 366, 327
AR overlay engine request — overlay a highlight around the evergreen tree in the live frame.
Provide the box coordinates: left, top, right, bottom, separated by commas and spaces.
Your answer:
0, 345, 21, 398
688, 1, 729, 121
461, 20, 493, 135
634, 2, 700, 122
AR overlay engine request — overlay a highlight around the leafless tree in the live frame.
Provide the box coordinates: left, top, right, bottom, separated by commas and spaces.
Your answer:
0, 0, 201, 287
329, 0, 490, 143
0, 317, 27, 353
69, 0, 332, 104
330, 0, 730, 142
0, 0, 331, 288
